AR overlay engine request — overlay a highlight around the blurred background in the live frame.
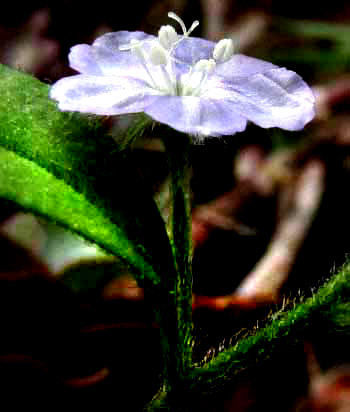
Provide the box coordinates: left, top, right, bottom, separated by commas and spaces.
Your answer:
1, 1, 350, 410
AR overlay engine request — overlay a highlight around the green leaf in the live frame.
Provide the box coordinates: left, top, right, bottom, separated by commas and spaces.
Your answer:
275, 18, 350, 42
0, 64, 176, 287
0, 147, 157, 284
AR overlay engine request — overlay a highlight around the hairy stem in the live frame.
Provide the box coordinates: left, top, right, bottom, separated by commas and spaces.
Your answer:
151, 131, 193, 396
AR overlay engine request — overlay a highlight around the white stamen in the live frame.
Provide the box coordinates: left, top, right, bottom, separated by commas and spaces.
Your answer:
193, 58, 216, 73
150, 42, 168, 65
179, 72, 197, 95
131, 41, 148, 63
159, 65, 176, 95
121, 40, 158, 89
119, 38, 142, 52
213, 38, 234, 63
180, 70, 207, 96
181, 58, 215, 96
119, 12, 219, 98
158, 25, 178, 49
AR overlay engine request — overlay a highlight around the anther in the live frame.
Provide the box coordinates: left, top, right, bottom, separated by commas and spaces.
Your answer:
158, 25, 178, 49
150, 42, 168, 65
213, 38, 234, 63
130, 41, 148, 63
193, 58, 216, 73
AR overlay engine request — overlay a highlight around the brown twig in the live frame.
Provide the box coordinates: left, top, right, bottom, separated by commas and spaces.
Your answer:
234, 158, 325, 300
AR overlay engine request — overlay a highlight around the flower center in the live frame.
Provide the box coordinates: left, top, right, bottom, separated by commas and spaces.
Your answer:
120, 12, 235, 97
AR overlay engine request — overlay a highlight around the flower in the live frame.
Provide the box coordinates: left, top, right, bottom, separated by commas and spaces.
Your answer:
50, 12, 315, 138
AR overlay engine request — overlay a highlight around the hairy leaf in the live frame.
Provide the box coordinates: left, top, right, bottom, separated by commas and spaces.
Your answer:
0, 64, 175, 287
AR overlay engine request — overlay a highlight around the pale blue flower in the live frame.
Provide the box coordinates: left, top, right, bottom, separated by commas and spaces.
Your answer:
50, 12, 315, 138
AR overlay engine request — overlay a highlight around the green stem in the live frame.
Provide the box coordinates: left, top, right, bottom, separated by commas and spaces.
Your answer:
152, 131, 193, 393
163, 133, 192, 302
147, 263, 350, 410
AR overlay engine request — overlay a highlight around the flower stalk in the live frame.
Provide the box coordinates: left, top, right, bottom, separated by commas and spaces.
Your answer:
152, 130, 193, 394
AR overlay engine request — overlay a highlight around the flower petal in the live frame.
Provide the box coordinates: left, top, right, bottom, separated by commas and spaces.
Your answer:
69, 44, 103, 75
206, 68, 315, 130
144, 95, 247, 136
69, 31, 156, 79
50, 74, 160, 115
93, 31, 154, 50
172, 36, 215, 66
215, 54, 278, 78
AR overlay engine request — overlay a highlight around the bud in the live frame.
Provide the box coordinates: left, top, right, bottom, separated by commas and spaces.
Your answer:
158, 25, 178, 49
213, 38, 234, 63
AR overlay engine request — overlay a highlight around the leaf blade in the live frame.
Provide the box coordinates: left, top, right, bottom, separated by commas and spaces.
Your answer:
0, 147, 159, 285
0, 64, 176, 286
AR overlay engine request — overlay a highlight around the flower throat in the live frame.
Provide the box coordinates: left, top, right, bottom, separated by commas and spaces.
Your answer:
120, 12, 235, 97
